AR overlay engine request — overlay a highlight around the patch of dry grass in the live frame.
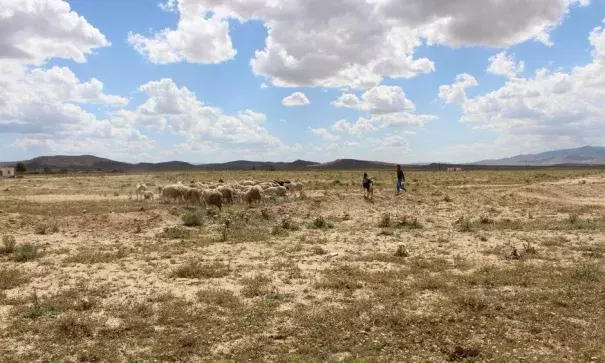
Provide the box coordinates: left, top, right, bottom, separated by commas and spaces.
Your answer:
171, 260, 231, 279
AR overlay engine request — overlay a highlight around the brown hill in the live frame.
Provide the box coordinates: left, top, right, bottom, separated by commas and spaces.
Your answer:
312, 159, 400, 170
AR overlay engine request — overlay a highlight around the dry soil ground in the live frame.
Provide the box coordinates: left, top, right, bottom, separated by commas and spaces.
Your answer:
1, 169, 605, 362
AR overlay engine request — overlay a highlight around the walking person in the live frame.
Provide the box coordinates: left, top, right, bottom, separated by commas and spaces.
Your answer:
396, 165, 406, 193
362, 172, 374, 200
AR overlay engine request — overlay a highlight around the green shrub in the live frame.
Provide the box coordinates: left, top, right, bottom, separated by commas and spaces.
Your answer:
13, 243, 41, 262
311, 216, 333, 229
181, 210, 204, 227
378, 213, 391, 228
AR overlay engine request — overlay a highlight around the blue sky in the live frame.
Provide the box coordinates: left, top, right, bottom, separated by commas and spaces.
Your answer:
1, 0, 605, 164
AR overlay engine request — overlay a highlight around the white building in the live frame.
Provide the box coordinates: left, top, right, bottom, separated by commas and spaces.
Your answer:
0, 166, 15, 178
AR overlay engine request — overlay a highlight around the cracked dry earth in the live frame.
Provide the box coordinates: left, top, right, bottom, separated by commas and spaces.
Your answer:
0, 169, 605, 362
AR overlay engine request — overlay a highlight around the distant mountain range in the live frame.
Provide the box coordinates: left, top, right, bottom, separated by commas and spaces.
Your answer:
473, 146, 605, 166
2, 146, 605, 172
0, 155, 396, 172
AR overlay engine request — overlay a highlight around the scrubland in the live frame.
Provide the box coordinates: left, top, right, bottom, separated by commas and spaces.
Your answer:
1, 169, 604, 362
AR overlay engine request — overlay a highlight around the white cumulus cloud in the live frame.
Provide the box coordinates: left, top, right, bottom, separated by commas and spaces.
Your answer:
441, 26, 605, 152
0, 0, 110, 67
128, 0, 236, 64
332, 85, 437, 128
282, 92, 310, 107
487, 52, 525, 78
309, 127, 340, 141
131, 0, 589, 89
438, 74, 479, 105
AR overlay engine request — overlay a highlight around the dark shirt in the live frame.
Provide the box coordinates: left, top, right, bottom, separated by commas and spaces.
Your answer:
397, 169, 404, 181
362, 177, 372, 189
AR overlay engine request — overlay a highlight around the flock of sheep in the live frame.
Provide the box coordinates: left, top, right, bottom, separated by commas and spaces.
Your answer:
134, 180, 303, 210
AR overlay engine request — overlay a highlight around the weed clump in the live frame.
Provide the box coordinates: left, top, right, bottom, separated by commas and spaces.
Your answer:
171, 261, 230, 279
311, 216, 333, 230
395, 215, 423, 229
181, 209, 204, 227
394, 245, 409, 258
35, 220, 59, 235
156, 226, 192, 239
378, 213, 391, 228
14, 243, 41, 262
456, 218, 474, 232
0, 267, 30, 290
241, 274, 273, 298
479, 216, 493, 224
1, 235, 17, 255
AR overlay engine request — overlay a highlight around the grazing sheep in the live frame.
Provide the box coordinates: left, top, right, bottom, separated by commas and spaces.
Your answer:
217, 186, 234, 204
265, 186, 288, 199
203, 190, 223, 210
135, 184, 148, 200
161, 184, 183, 203
244, 186, 262, 206
143, 191, 154, 201
186, 188, 204, 205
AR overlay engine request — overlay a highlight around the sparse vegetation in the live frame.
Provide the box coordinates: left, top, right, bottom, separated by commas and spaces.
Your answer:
1, 169, 605, 361
171, 261, 230, 279
311, 215, 334, 229
13, 243, 41, 262
0, 267, 30, 290
156, 226, 192, 239
1, 235, 17, 255
240, 274, 273, 298
64, 248, 127, 264
181, 209, 204, 227
34, 220, 59, 235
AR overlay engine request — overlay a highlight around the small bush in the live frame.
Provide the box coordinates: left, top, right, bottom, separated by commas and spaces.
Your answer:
156, 227, 192, 239
14, 243, 41, 262
171, 261, 230, 279
394, 245, 409, 258
457, 219, 474, 232
280, 215, 298, 231
444, 195, 452, 202
197, 288, 242, 309
1, 235, 17, 255
479, 216, 493, 224
378, 213, 391, 228
0, 267, 30, 290
181, 210, 204, 227
311, 216, 333, 230
35, 220, 59, 235
311, 246, 327, 255
395, 216, 423, 229
241, 274, 273, 298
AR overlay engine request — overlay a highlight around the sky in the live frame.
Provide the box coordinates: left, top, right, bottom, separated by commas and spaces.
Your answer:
1, 0, 605, 164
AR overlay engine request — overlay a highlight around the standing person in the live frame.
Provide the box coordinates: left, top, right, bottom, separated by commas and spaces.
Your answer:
396, 165, 406, 193
362, 172, 374, 200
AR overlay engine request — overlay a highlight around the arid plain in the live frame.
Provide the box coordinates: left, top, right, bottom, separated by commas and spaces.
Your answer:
1, 169, 605, 362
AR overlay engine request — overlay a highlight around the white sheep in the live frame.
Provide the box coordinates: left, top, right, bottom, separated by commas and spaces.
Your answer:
264, 186, 288, 200
135, 184, 148, 201
243, 186, 262, 206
